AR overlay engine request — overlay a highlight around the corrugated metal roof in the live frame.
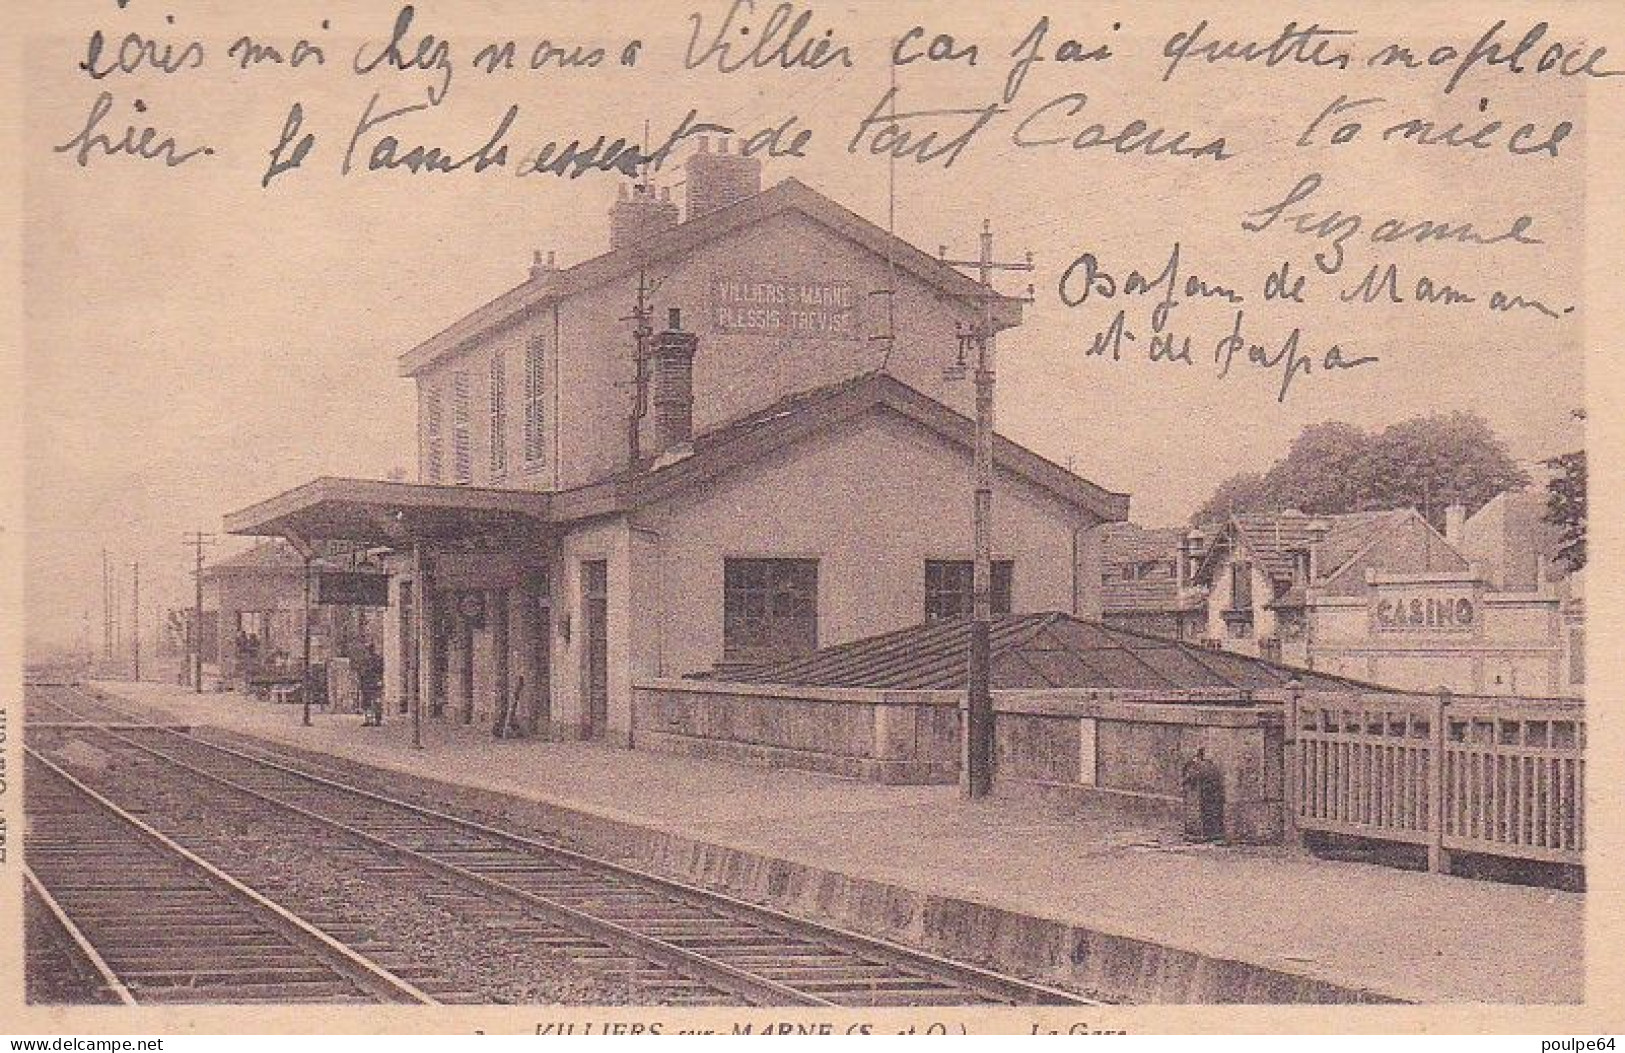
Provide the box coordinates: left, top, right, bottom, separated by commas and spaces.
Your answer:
717, 612, 1371, 693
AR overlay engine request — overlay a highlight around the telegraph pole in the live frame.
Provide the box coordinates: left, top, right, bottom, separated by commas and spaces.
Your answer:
621, 264, 662, 476
184, 532, 216, 692
940, 220, 1034, 799
131, 561, 141, 682
101, 549, 113, 665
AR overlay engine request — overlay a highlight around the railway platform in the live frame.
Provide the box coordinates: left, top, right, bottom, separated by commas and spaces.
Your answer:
83, 679, 1583, 1006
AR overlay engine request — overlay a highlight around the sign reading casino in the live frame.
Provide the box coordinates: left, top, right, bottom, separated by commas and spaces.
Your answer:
712, 278, 860, 339
1372, 590, 1477, 633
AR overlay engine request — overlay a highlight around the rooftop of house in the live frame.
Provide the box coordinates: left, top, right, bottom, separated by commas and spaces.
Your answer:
1193, 508, 1438, 589
1099, 523, 1195, 615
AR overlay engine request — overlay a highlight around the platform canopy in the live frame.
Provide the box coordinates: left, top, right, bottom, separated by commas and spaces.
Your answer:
222, 476, 555, 549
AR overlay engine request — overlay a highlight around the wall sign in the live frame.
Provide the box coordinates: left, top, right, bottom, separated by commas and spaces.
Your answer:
1372, 592, 1476, 633
314, 570, 390, 607
711, 278, 861, 339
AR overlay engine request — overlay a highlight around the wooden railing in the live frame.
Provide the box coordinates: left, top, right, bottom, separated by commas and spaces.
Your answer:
1291, 691, 1584, 870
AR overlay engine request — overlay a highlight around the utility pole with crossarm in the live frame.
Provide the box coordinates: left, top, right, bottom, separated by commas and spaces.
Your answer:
939, 220, 1034, 799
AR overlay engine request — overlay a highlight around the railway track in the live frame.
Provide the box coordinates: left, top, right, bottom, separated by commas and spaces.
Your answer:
27, 683, 1099, 1007
22, 750, 438, 1005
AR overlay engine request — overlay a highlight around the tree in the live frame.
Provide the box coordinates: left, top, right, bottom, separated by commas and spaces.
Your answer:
1191, 471, 1268, 526
1190, 412, 1529, 529
1544, 449, 1586, 572
1258, 420, 1372, 514
1360, 412, 1530, 527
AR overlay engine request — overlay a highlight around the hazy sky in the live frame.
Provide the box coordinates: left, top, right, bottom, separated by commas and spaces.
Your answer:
20, 1, 1589, 653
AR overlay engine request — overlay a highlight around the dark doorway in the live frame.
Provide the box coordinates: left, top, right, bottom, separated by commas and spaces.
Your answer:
581, 560, 609, 739
530, 596, 552, 734
458, 604, 475, 725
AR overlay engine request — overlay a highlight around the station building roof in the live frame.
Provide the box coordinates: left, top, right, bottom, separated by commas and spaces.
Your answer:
224, 373, 1128, 545
398, 178, 1025, 377
715, 612, 1374, 694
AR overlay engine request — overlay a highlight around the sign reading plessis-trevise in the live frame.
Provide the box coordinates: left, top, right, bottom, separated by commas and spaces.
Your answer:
712, 278, 860, 339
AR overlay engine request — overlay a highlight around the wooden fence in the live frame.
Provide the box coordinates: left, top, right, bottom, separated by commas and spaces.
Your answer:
1291, 691, 1584, 870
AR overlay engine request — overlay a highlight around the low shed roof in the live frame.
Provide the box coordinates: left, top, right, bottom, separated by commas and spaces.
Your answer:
720, 612, 1375, 693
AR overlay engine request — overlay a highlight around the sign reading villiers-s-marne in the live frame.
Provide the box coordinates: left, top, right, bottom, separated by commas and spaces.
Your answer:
712, 278, 860, 339
1371, 591, 1477, 632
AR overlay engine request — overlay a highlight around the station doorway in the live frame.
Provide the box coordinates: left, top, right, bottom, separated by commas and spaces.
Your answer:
581, 560, 609, 739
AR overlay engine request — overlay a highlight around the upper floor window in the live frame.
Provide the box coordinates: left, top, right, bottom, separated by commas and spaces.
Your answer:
925, 559, 1013, 622
452, 371, 472, 485
423, 385, 443, 484
489, 352, 507, 476
524, 333, 546, 466
724, 558, 818, 662
1229, 560, 1253, 611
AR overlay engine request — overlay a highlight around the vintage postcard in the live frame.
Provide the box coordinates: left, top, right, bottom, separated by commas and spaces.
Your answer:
4, 0, 1623, 1037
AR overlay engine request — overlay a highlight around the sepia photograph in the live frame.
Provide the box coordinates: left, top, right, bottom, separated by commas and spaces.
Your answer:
5, 0, 1622, 1038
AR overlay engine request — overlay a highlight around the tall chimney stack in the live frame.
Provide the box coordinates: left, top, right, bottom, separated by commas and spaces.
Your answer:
651, 307, 698, 451
684, 137, 762, 221
609, 182, 680, 252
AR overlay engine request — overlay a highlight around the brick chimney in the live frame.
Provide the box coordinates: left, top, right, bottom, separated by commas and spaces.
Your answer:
651, 307, 697, 451
1304, 519, 1332, 583
609, 182, 679, 252
684, 137, 762, 221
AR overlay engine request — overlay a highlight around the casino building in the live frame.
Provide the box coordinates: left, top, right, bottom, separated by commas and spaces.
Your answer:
226, 142, 1128, 743
1104, 495, 1583, 698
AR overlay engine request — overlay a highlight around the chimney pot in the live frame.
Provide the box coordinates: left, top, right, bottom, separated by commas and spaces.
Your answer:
683, 137, 763, 221
608, 178, 680, 251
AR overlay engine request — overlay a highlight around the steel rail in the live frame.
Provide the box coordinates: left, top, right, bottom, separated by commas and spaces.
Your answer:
39, 684, 1099, 1006
24, 747, 438, 1006
23, 864, 139, 1006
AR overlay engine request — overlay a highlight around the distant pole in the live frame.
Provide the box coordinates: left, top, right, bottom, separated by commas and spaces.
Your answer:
131, 562, 141, 682
184, 532, 215, 692
941, 220, 1034, 800
101, 549, 113, 664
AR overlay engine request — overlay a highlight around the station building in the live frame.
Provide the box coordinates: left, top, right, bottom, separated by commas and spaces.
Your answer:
199, 539, 384, 691
1104, 496, 1583, 698
226, 145, 1128, 743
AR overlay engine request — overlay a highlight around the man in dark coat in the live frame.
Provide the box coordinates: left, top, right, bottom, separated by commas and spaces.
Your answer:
357, 642, 385, 726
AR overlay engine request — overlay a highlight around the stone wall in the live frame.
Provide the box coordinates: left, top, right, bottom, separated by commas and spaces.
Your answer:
633, 679, 1289, 842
